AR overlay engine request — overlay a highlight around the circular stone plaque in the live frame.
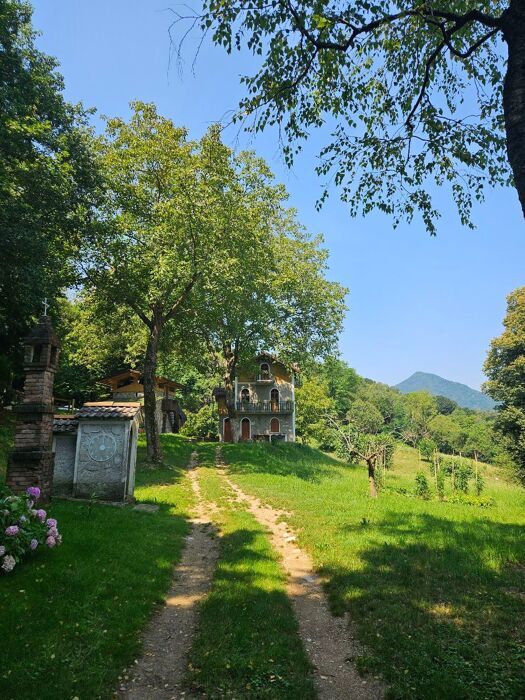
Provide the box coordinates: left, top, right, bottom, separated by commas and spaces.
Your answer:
86, 431, 117, 462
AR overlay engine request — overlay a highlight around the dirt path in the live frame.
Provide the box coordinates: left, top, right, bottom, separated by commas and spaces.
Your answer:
216, 449, 384, 700
118, 452, 219, 700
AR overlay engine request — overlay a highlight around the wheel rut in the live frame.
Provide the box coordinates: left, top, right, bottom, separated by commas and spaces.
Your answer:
216, 447, 384, 700
118, 452, 219, 700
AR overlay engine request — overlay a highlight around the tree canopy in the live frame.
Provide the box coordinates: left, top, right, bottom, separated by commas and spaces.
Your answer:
484, 286, 525, 482
183, 1, 525, 233
0, 0, 101, 398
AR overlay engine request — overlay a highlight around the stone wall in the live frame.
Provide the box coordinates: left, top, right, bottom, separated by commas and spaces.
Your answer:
226, 414, 294, 442
52, 435, 77, 496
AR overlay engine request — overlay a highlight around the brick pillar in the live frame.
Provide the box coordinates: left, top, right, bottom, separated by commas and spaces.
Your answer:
7, 315, 60, 503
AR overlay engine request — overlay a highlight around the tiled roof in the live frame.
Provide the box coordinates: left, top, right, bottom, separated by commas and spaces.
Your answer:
53, 416, 79, 434
77, 402, 142, 420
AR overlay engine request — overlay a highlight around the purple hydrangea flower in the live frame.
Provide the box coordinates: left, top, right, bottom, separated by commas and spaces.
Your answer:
5, 525, 19, 537
30, 539, 38, 550
26, 486, 41, 500
45, 518, 57, 529
47, 527, 58, 538
1, 555, 16, 572
36, 509, 47, 523
45, 536, 56, 548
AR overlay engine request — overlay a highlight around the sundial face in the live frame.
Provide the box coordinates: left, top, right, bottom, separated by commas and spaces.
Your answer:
86, 431, 117, 462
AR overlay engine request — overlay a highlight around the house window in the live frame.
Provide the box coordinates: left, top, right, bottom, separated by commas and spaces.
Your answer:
271, 388, 279, 411
270, 418, 280, 433
260, 362, 270, 379
241, 387, 250, 403
241, 417, 251, 440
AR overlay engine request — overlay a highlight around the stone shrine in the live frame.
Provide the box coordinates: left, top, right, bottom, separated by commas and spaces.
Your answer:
53, 402, 140, 501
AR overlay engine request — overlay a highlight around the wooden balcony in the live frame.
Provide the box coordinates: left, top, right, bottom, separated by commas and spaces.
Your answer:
235, 400, 294, 414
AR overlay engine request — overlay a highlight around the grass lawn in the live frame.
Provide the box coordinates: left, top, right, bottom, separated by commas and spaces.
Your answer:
222, 441, 525, 700
0, 427, 194, 700
187, 449, 315, 698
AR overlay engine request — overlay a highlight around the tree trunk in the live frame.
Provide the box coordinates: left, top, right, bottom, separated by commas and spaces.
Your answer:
144, 318, 163, 463
503, 3, 525, 217
223, 341, 239, 442
367, 460, 377, 498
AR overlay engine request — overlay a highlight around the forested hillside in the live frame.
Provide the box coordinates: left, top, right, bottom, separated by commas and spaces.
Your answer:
394, 372, 496, 411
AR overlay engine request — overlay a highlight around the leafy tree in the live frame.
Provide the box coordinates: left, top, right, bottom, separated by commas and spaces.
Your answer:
347, 398, 384, 435
189, 1, 524, 232
85, 103, 254, 462
0, 0, 101, 395
419, 437, 437, 461
357, 381, 407, 432
180, 404, 218, 441
403, 391, 437, 443
295, 376, 335, 445
428, 413, 462, 453
198, 197, 347, 441
317, 356, 360, 417
329, 409, 395, 497
484, 286, 525, 482
435, 395, 459, 415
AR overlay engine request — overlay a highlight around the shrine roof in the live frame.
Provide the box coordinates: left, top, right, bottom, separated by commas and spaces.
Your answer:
77, 402, 142, 420
98, 369, 183, 391
53, 416, 79, 433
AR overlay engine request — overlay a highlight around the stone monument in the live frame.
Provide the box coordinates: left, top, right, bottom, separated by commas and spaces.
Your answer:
7, 309, 60, 503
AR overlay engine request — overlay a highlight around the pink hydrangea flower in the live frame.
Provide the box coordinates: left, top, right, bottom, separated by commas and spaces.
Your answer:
26, 486, 41, 500
45, 536, 56, 548
1, 555, 16, 572
30, 539, 38, 550
5, 525, 19, 536
36, 509, 47, 522
45, 518, 57, 529
47, 527, 58, 538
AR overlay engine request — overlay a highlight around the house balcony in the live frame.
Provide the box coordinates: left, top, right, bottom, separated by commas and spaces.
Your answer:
234, 400, 294, 414
255, 373, 274, 383
161, 398, 179, 412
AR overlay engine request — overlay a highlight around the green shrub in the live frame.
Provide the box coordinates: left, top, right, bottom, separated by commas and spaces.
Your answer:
415, 471, 431, 500
180, 404, 218, 441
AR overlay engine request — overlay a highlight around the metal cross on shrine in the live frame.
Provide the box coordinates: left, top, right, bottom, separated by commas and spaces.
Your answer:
42, 298, 49, 316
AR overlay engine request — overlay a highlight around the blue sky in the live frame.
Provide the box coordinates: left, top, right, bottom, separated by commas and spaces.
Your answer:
32, 0, 524, 390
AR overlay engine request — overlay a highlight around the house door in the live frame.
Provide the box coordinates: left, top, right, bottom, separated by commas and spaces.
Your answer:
223, 418, 233, 443
241, 418, 251, 441
270, 418, 280, 433
271, 389, 279, 412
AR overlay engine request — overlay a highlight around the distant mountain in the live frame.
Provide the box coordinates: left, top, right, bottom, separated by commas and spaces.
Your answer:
393, 372, 496, 411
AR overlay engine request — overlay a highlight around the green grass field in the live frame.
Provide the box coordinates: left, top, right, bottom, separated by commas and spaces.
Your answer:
222, 441, 525, 699
1, 415, 524, 699
0, 429, 194, 700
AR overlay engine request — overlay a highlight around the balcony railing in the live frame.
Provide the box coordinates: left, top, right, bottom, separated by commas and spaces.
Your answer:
161, 398, 179, 412
255, 373, 274, 382
235, 400, 294, 414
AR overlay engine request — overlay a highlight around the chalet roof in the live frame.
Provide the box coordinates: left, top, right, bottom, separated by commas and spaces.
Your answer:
99, 369, 183, 392
77, 402, 142, 420
53, 415, 79, 434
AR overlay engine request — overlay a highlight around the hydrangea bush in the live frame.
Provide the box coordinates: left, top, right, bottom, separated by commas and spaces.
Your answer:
0, 486, 62, 573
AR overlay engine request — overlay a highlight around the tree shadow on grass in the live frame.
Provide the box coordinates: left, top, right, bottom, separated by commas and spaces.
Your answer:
223, 442, 348, 483
322, 512, 525, 699
188, 527, 315, 699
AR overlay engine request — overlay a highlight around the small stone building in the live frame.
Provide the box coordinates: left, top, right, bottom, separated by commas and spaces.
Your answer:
214, 354, 297, 443
99, 369, 186, 434
52, 402, 141, 500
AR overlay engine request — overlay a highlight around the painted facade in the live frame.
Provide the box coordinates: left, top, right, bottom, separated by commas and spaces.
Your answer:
214, 355, 297, 443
